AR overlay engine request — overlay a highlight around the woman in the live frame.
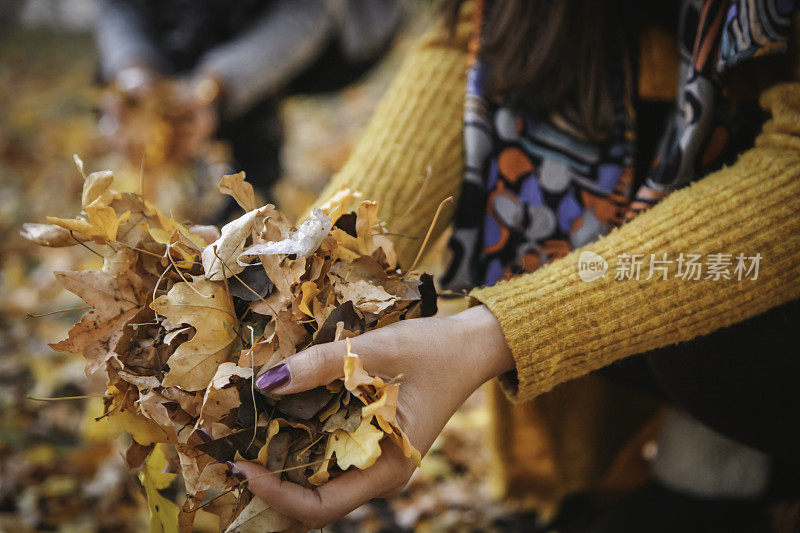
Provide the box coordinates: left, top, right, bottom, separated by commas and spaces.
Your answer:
231, 0, 800, 528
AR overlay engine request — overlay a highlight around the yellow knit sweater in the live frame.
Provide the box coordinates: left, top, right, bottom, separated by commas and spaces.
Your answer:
317, 8, 800, 402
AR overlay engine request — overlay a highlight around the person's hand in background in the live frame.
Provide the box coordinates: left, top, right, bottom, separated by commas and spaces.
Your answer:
232, 305, 515, 529
169, 72, 221, 161
98, 64, 158, 157
99, 67, 220, 164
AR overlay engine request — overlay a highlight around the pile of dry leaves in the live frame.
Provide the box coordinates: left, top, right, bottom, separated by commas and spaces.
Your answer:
22, 157, 435, 532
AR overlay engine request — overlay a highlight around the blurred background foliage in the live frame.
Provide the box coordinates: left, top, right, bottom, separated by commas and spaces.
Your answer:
0, 1, 527, 531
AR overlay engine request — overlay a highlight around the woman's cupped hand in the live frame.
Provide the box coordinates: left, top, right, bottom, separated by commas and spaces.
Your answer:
231, 305, 515, 529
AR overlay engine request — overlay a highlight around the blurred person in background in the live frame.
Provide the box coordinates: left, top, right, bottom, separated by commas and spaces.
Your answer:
228, 0, 800, 531
95, 0, 405, 209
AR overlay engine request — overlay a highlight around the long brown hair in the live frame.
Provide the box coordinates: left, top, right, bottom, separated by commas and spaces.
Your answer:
442, 0, 620, 141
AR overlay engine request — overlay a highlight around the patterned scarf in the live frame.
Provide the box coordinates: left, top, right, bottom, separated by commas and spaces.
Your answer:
441, 0, 795, 291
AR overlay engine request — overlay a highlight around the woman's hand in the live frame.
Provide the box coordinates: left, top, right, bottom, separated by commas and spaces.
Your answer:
232, 305, 515, 529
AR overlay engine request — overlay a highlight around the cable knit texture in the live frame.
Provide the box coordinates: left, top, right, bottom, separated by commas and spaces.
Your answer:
318, 5, 800, 404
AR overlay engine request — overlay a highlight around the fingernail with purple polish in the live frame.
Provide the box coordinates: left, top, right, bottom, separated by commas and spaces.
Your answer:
226, 461, 245, 481
256, 363, 290, 392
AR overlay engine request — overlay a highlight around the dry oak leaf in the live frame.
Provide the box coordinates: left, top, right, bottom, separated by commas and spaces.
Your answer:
196, 462, 230, 493
50, 269, 146, 374
197, 386, 240, 429
257, 255, 306, 305
151, 279, 238, 391
209, 362, 254, 388
330, 201, 379, 260
274, 308, 308, 357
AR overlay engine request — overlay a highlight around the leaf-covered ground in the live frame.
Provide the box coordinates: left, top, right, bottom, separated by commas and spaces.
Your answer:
0, 24, 529, 532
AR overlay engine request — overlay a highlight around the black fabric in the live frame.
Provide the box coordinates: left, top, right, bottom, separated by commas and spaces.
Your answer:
643, 297, 800, 464
213, 38, 388, 200
586, 482, 772, 533
216, 97, 282, 200
601, 297, 800, 465
286, 39, 391, 96
106, 0, 271, 73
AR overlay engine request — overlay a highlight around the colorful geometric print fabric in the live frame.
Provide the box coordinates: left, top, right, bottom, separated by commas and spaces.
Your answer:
719, 0, 795, 71
627, 0, 795, 218
441, 0, 795, 291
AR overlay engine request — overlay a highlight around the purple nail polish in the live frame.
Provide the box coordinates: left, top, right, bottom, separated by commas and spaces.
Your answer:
256, 363, 290, 392
226, 461, 245, 481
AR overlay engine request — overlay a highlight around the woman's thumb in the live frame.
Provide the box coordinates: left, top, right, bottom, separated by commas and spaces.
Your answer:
255, 340, 347, 395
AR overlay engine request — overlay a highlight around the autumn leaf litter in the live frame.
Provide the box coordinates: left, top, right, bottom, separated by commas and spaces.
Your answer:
23, 158, 436, 532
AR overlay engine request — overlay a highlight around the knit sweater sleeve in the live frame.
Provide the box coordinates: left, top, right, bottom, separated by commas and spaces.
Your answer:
471, 83, 800, 403
314, 5, 472, 267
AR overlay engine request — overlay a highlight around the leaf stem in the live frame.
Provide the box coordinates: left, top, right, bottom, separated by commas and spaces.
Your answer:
409, 196, 453, 272
26, 306, 91, 318
27, 395, 105, 401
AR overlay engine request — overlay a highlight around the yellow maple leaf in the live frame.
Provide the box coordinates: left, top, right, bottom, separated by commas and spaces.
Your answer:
343, 339, 380, 395
298, 280, 320, 317
348, 350, 422, 467
147, 225, 203, 269
108, 408, 172, 446
140, 444, 180, 533
328, 418, 383, 470
361, 384, 399, 425
104, 385, 173, 445
85, 198, 127, 241
255, 419, 281, 467
389, 426, 422, 467
47, 196, 129, 242
151, 279, 238, 391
